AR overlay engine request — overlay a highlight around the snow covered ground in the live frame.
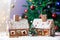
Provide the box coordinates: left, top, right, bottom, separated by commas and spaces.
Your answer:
0, 32, 60, 40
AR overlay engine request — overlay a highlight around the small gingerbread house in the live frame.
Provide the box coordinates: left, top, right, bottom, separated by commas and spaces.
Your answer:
9, 15, 29, 37
32, 19, 55, 36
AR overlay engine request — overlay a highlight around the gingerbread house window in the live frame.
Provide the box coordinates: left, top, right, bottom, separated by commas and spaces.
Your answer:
21, 30, 27, 35
10, 31, 15, 35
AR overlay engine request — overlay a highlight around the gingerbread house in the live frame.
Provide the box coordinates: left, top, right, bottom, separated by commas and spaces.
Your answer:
9, 15, 29, 37
32, 19, 55, 36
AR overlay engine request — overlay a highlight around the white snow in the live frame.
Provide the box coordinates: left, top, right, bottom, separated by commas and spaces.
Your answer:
32, 19, 53, 29
9, 19, 29, 29
0, 32, 60, 40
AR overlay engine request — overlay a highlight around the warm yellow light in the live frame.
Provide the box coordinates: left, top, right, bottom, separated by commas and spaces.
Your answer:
29, 0, 32, 2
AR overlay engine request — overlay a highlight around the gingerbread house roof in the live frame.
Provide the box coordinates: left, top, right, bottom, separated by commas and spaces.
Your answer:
10, 19, 29, 29
32, 19, 53, 29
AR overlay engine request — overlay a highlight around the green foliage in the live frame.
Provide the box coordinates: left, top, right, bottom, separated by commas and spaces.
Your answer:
22, 0, 60, 32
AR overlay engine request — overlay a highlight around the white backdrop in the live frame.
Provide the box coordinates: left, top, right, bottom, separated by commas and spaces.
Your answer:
0, 0, 11, 32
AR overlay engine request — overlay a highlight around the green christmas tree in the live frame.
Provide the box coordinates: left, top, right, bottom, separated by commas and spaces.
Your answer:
22, 0, 60, 33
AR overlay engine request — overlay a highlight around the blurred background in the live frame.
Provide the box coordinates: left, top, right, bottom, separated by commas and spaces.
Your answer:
0, 0, 11, 32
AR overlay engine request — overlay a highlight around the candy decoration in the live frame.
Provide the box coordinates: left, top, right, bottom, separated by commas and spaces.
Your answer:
52, 13, 57, 18
39, 14, 42, 18
30, 5, 35, 10
39, 16, 41, 18
24, 16, 28, 19
24, 9, 28, 13
54, 26, 58, 30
